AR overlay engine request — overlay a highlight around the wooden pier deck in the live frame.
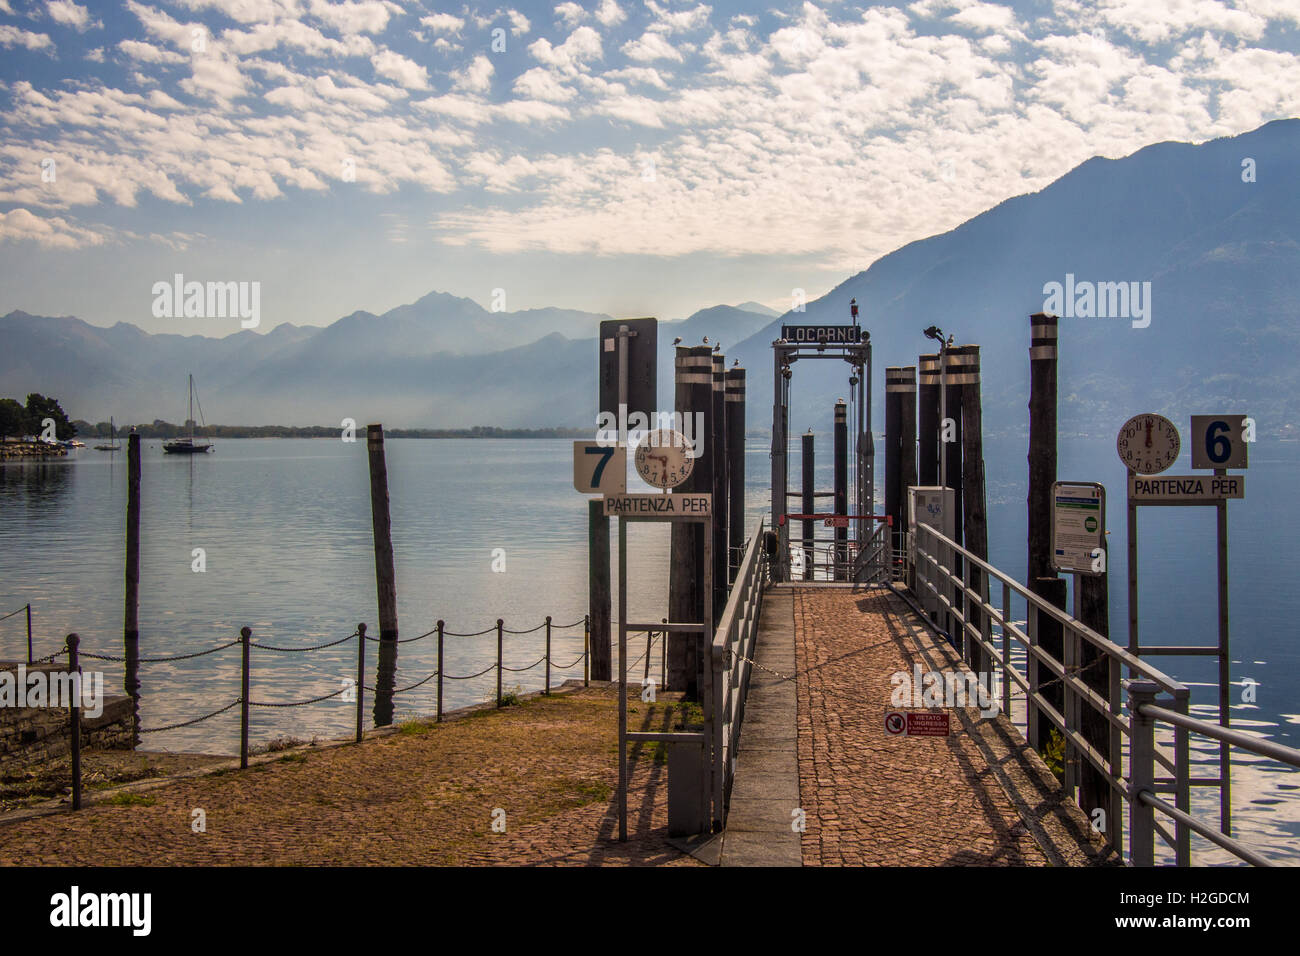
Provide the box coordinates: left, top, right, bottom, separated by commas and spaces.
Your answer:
721, 585, 1116, 867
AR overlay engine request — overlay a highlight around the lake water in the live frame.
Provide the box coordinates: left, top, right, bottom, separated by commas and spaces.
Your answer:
1, 435, 1296, 864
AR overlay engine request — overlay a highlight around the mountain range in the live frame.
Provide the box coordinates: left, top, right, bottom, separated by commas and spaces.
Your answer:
2, 119, 1297, 439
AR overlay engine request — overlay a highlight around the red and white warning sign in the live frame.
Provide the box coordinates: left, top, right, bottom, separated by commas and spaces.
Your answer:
884, 710, 951, 737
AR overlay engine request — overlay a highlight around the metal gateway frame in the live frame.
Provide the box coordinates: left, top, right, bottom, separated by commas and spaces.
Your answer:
769, 335, 874, 582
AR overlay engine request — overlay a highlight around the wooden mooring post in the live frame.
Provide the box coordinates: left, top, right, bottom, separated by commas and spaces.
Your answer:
366, 424, 400, 727
942, 346, 965, 549
834, 400, 848, 580
1027, 314, 1066, 753
67, 632, 81, 810
124, 431, 141, 747
669, 344, 712, 699
954, 345, 988, 675
725, 366, 746, 582
917, 354, 940, 486
711, 353, 728, 626
801, 429, 815, 581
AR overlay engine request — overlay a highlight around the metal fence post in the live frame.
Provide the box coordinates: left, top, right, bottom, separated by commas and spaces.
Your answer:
355, 623, 366, 743
660, 618, 668, 690
1001, 583, 1011, 717
583, 614, 590, 687
240, 626, 251, 769
1027, 603, 1041, 752
436, 620, 444, 721
1128, 680, 1158, 866
1064, 624, 1078, 798
496, 619, 504, 707
26, 603, 33, 664
545, 616, 552, 695
1174, 686, 1191, 866
67, 633, 81, 811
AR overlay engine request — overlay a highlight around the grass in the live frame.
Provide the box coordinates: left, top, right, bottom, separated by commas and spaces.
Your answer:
104, 792, 156, 807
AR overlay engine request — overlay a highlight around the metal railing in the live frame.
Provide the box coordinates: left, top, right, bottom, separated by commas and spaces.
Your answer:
910, 520, 1300, 866
708, 516, 767, 828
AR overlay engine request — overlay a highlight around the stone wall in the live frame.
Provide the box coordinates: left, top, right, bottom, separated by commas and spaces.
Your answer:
0, 663, 133, 771
0, 441, 68, 461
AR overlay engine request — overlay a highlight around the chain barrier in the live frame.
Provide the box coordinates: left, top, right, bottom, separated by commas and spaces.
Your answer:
139, 699, 242, 734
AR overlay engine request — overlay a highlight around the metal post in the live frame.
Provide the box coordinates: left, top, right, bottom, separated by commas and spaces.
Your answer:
1064, 613, 1077, 798
240, 626, 251, 769
1127, 680, 1159, 866
25, 603, 32, 664
618, 517, 628, 842
834, 400, 848, 580
1215, 473, 1231, 836
588, 498, 612, 681
545, 616, 552, 695
771, 346, 788, 583
583, 614, 589, 687
1127, 472, 1138, 674
1174, 686, 1192, 866
436, 620, 444, 720
124, 432, 141, 747
1001, 582, 1011, 717
801, 430, 815, 581
1108, 655, 1124, 853
725, 366, 746, 581
496, 618, 504, 707
67, 633, 81, 811
1027, 603, 1040, 753
355, 623, 366, 743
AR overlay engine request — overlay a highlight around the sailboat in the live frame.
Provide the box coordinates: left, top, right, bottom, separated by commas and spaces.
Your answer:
163, 375, 214, 455
93, 417, 121, 451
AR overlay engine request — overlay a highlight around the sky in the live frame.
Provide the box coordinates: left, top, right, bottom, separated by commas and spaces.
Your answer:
0, 0, 1298, 337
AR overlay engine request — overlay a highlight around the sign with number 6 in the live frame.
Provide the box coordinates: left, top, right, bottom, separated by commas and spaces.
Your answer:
1190, 415, 1250, 471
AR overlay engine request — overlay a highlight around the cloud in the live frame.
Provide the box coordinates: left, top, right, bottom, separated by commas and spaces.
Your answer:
0, 208, 108, 249
420, 13, 464, 34
0, 25, 54, 51
371, 48, 429, 89
454, 55, 494, 93
595, 0, 626, 27
555, 2, 586, 28
623, 31, 681, 62
529, 25, 603, 73
46, 0, 99, 31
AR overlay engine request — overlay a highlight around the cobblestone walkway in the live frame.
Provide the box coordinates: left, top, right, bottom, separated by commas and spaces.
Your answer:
793, 586, 1111, 866
0, 685, 701, 867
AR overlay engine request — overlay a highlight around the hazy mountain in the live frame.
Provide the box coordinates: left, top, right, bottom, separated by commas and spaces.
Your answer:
725, 118, 1300, 439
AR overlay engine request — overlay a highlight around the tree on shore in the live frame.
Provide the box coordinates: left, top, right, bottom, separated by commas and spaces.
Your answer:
23, 393, 76, 441
0, 398, 25, 441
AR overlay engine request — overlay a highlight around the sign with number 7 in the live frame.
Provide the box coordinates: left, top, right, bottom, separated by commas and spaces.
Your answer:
573, 441, 627, 494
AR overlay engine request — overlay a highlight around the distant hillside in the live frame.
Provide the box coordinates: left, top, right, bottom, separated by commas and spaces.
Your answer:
725, 118, 1300, 439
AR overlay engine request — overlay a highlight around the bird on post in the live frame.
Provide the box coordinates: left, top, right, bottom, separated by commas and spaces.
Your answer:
703, 336, 709, 344
672, 336, 682, 346
713, 342, 721, 353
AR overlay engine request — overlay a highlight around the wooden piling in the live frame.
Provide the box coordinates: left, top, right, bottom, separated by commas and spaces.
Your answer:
1027, 314, 1065, 752
725, 366, 746, 581
834, 401, 848, 580
588, 499, 611, 681
1078, 555, 1114, 847
711, 353, 728, 626
366, 424, 400, 726
801, 430, 815, 581
942, 347, 966, 546
669, 345, 713, 698
67, 633, 81, 810
124, 431, 141, 747
954, 346, 988, 675
917, 354, 940, 486
885, 367, 917, 554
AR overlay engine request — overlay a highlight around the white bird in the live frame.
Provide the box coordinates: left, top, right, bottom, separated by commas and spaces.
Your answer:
672, 336, 682, 345
702, 336, 709, 344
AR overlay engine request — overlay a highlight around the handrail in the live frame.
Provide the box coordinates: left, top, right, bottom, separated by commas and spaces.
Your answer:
911, 519, 1300, 867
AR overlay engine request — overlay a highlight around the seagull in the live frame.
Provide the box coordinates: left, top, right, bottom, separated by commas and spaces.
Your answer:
702, 336, 709, 344
672, 336, 682, 346
733, 358, 740, 367
713, 342, 721, 353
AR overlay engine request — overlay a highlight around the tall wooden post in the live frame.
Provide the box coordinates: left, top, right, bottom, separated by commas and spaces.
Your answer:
669, 345, 712, 698
833, 401, 848, 580
1078, 555, 1114, 848
725, 366, 746, 580
801, 430, 815, 581
917, 354, 940, 486
955, 346, 988, 675
588, 499, 611, 681
886, 367, 917, 556
711, 353, 728, 624
943, 347, 965, 547
1027, 315, 1065, 752
367, 424, 400, 726
123, 431, 141, 747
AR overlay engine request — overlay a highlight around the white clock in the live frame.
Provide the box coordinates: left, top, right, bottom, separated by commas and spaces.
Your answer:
634, 430, 694, 489
1117, 413, 1180, 475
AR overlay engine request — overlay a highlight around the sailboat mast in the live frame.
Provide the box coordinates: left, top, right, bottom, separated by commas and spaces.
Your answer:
188, 374, 194, 443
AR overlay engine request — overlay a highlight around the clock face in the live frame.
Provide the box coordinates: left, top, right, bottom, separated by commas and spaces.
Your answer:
634, 430, 695, 489
1117, 413, 1180, 475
